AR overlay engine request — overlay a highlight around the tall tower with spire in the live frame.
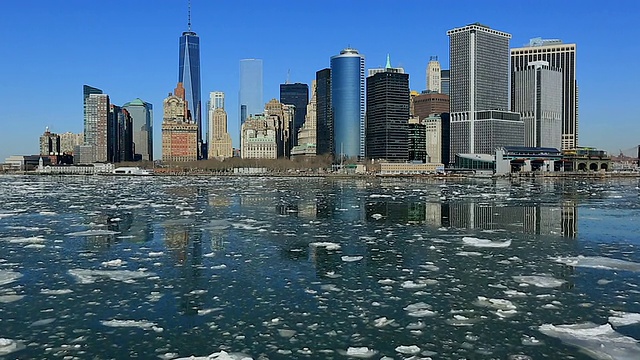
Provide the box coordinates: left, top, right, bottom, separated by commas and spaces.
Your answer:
178, 0, 203, 158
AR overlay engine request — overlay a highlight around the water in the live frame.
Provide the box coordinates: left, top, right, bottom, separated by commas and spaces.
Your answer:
1, 175, 639, 359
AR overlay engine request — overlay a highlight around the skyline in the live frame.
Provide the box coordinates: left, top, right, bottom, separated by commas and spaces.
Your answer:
1, 0, 639, 161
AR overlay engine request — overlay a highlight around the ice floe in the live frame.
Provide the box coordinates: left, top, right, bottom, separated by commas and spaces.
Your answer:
101, 259, 126, 267
40, 289, 73, 295
462, 237, 511, 248
608, 311, 640, 327
341, 256, 363, 262
66, 229, 120, 237
68, 269, 155, 284
341, 347, 377, 358
172, 350, 253, 360
404, 302, 437, 317
0, 338, 25, 356
309, 242, 341, 251
538, 322, 640, 359
101, 319, 163, 332
512, 275, 566, 288
554, 256, 640, 272
395, 345, 420, 355
373, 317, 394, 327
0, 270, 22, 286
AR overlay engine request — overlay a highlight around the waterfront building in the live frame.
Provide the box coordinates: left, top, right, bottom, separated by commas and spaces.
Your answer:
85, 92, 110, 162
365, 57, 409, 162
513, 61, 562, 149
408, 119, 427, 163
73, 145, 95, 164
240, 114, 278, 160
511, 38, 578, 150
239, 59, 264, 125
208, 108, 232, 159
60, 132, 83, 154
109, 104, 134, 163
331, 48, 365, 159
422, 113, 451, 165
447, 23, 522, 163
162, 83, 198, 162
178, 6, 202, 156
412, 93, 450, 120
440, 69, 450, 95
264, 99, 295, 157
426, 56, 441, 93
40, 127, 60, 156
280, 83, 309, 147
291, 80, 318, 157
123, 98, 153, 161
315, 68, 332, 157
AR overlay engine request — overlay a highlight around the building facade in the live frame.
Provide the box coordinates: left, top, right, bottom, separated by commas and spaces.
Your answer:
241, 115, 278, 160
208, 108, 233, 159
291, 80, 318, 157
426, 56, 441, 93
280, 83, 309, 147
85, 93, 110, 162
264, 99, 294, 158
60, 132, 83, 154
123, 98, 153, 161
109, 104, 134, 163
422, 113, 451, 165
440, 70, 450, 96
162, 83, 198, 162
239, 59, 264, 126
315, 68, 332, 157
331, 48, 365, 159
178, 25, 202, 155
408, 121, 427, 163
412, 93, 450, 120
365, 63, 409, 162
513, 61, 562, 149
40, 128, 61, 156
511, 38, 578, 150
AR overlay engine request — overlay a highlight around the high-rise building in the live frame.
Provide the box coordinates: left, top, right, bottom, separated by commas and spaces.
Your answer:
85, 92, 110, 162
422, 113, 451, 165
291, 80, 318, 157
264, 99, 295, 158
315, 68, 332, 157
241, 114, 279, 160
280, 83, 309, 147
413, 93, 450, 120
162, 83, 198, 162
331, 48, 365, 159
83, 85, 102, 145
365, 57, 409, 162
60, 132, 83, 154
513, 61, 562, 149
109, 105, 134, 163
511, 38, 578, 150
208, 108, 232, 159
408, 119, 426, 163
209, 91, 225, 111
40, 127, 60, 156
447, 23, 522, 162
426, 56, 441, 93
178, 5, 202, 157
440, 70, 450, 96
239, 59, 264, 125
123, 99, 153, 161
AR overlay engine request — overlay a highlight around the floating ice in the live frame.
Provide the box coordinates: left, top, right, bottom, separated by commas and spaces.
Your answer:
310, 242, 341, 251
608, 311, 640, 327
512, 275, 566, 288
172, 350, 253, 360
0, 295, 24, 303
66, 229, 120, 237
462, 237, 511, 248
6, 236, 46, 244
40, 289, 73, 295
404, 302, 437, 317
148, 252, 164, 257
456, 251, 483, 256
68, 269, 155, 284
343, 347, 378, 358
554, 256, 640, 272
101, 259, 126, 267
0, 270, 22, 286
341, 256, 363, 262
373, 317, 394, 327
538, 323, 640, 359
277, 329, 296, 338
395, 345, 420, 355
377, 279, 395, 285
371, 213, 383, 220
0, 338, 25, 356
101, 319, 159, 331
30, 318, 56, 327
475, 296, 517, 311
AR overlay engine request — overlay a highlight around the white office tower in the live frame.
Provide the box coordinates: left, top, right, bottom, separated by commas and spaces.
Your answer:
426, 56, 441, 93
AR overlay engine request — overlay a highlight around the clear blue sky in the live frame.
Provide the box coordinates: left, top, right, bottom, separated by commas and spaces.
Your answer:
1, 0, 638, 161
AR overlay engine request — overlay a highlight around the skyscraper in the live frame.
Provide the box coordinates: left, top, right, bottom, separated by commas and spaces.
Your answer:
109, 104, 134, 163
331, 48, 365, 159
280, 83, 309, 147
207, 108, 232, 159
162, 83, 198, 162
365, 57, 409, 162
315, 68, 333, 157
178, 3, 202, 157
40, 127, 60, 156
426, 56, 441, 93
123, 99, 153, 161
440, 70, 450, 96
447, 23, 522, 163
513, 61, 562, 149
85, 93, 110, 162
83, 85, 102, 145
239, 59, 264, 122
209, 91, 225, 111
511, 38, 578, 150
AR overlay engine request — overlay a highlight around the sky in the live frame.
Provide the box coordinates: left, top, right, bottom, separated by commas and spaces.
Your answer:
1, 0, 639, 161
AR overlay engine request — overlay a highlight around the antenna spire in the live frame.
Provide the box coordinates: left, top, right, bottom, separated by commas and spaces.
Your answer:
188, 0, 191, 31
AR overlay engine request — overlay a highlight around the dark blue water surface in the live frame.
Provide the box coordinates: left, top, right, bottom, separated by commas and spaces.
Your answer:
0, 175, 639, 359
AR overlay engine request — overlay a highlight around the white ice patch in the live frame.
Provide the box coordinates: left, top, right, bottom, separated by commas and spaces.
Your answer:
371, 213, 383, 220
377, 279, 395, 285
539, 323, 640, 359
341, 256, 363, 262
173, 351, 253, 360
66, 229, 120, 237
101, 259, 126, 267
401, 279, 437, 289
0, 295, 24, 303
373, 317, 394, 327
0, 338, 25, 356
342, 347, 378, 358
6, 236, 46, 244
309, 242, 341, 251
395, 345, 420, 355
462, 237, 511, 248
0, 270, 22, 286
608, 311, 640, 327
512, 275, 566, 288
554, 256, 640, 272
68, 269, 155, 284
101, 319, 162, 332
40, 289, 73, 295
404, 302, 437, 317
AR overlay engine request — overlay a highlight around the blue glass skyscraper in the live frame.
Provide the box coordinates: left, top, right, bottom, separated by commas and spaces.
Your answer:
330, 48, 365, 159
178, 9, 202, 157
239, 59, 264, 119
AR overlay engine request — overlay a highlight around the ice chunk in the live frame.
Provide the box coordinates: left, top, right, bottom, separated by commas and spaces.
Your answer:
0, 338, 25, 356
373, 317, 394, 327
343, 347, 378, 358
277, 329, 296, 338
554, 256, 640, 272
0, 270, 22, 286
68, 269, 155, 284
404, 302, 437, 317
309, 242, 341, 251
395, 345, 420, 354
512, 275, 566, 288
341, 256, 363, 262
539, 323, 640, 359
148, 252, 164, 257
608, 311, 640, 327
0, 295, 24, 303
40, 289, 73, 295
475, 296, 517, 311
172, 350, 253, 360
371, 213, 383, 220
101, 259, 126, 267
462, 237, 511, 248
101, 319, 158, 330
66, 229, 120, 237
377, 279, 395, 285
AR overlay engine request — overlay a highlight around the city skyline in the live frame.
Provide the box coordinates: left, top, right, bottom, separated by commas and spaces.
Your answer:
1, 0, 639, 161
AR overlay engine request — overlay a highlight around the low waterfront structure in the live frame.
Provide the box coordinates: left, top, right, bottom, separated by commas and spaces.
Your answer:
379, 162, 444, 175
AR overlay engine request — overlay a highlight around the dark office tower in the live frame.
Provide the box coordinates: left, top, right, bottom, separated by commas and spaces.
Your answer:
365, 61, 410, 162
440, 70, 450, 96
316, 68, 333, 157
83, 85, 102, 145
178, 2, 202, 157
408, 122, 426, 162
109, 105, 133, 163
280, 83, 309, 146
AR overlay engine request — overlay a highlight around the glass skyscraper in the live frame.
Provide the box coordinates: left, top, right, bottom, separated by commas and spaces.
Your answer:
280, 83, 309, 146
315, 68, 332, 157
179, 28, 202, 155
123, 99, 153, 161
239, 59, 264, 120
330, 48, 365, 159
